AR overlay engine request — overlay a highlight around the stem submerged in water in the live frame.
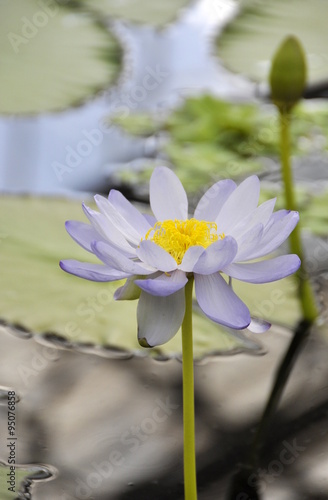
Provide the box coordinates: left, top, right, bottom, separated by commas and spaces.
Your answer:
181, 276, 197, 500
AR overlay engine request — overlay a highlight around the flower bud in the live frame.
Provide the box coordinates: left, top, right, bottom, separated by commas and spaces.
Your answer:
269, 36, 307, 113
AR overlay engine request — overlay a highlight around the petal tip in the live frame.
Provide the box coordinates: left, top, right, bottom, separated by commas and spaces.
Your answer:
59, 260, 67, 271
138, 336, 152, 348
295, 255, 301, 270
59, 260, 74, 275
247, 318, 271, 333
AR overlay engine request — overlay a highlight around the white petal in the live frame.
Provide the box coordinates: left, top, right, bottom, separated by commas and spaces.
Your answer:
215, 176, 260, 234
135, 270, 188, 297
92, 241, 153, 275
65, 220, 103, 252
195, 273, 251, 329
223, 255, 301, 283
136, 240, 177, 272
233, 223, 264, 262
179, 246, 205, 272
248, 317, 271, 333
82, 203, 136, 257
192, 237, 238, 275
94, 195, 142, 246
194, 179, 236, 221
268, 209, 289, 224
229, 198, 276, 240
108, 190, 151, 235
244, 211, 299, 260
143, 213, 156, 226
150, 166, 188, 220
137, 289, 185, 347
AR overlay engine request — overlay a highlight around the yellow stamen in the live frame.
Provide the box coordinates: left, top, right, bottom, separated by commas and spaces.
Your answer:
145, 218, 224, 265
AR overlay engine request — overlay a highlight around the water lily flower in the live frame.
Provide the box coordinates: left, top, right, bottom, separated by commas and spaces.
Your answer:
60, 167, 300, 347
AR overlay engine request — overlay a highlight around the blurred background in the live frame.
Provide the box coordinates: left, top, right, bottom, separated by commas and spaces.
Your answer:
1, 0, 328, 498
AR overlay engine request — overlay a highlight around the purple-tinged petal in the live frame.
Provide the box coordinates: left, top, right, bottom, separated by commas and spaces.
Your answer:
267, 209, 290, 224
108, 190, 151, 235
65, 220, 104, 252
192, 236, 238, 275
244, 211, 300, 260
229, 198, 276, 240
223, 254, 301, 284
260, 208, 290, 235
215, 176, 260, 234
143, 213, 156, 226
248, 317, 271, 333
195, 273, 251, 329
82, 203, 136, 257
94, 195, 142, 246
137, 289, 185, 347
179, 246, 205, 272
194, 179, 236, 221
59, 260, 128, 282
233, 223, 264, 262
150, 166, 188, 221
114, 277, 142, 301
92, 241, 154, 275
136, 240, 177, 272
135, 270, 188, 297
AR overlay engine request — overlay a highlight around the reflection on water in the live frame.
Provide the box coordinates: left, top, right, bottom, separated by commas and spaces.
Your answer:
0, 0, 254, 196
0, 323, 328, 498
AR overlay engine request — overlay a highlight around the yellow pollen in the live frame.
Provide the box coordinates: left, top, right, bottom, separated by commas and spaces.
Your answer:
145, 218, 224, 265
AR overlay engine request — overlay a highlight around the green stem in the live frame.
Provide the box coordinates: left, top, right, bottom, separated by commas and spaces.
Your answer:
280, 110, 318, 322
227, 320, 312, 499
249, 319, 312, 469
182, 276, 197, 500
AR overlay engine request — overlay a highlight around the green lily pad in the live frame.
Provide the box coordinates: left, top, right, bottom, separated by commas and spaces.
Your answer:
0, 196, 302, 358
0, 465, 30, 499
109, 112, 162, 137
111, 96, 279, 192
112, 97, 328, 196
75, 0, 191, 26
0, 0, 122, 114
217, 0, 328, 83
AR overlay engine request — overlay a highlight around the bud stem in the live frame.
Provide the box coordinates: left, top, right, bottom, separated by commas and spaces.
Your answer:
280, 110, 318, 322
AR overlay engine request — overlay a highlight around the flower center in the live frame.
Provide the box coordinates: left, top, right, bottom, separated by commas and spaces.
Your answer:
145, 218, 223, 264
